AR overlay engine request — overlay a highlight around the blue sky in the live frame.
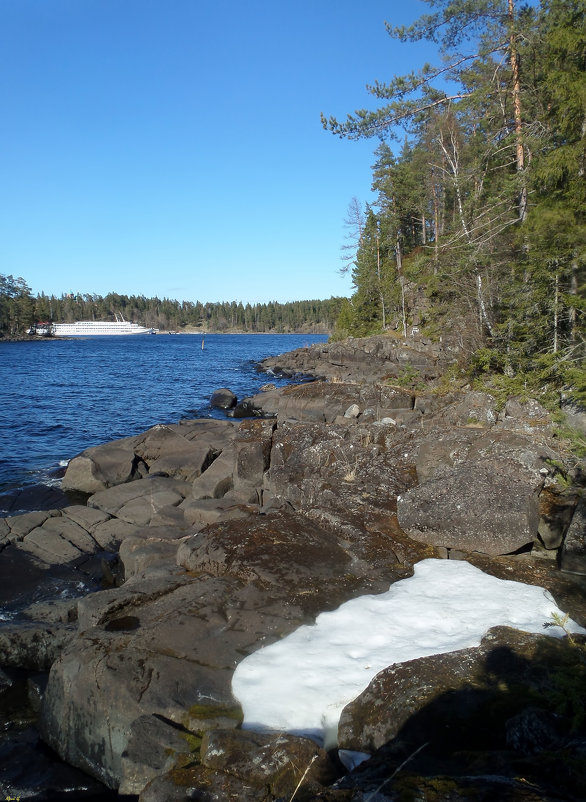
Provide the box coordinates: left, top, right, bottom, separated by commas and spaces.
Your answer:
1, 0, 435, 305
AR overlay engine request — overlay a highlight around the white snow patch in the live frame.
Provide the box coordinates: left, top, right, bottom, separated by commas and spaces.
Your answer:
231, 558, 585, 747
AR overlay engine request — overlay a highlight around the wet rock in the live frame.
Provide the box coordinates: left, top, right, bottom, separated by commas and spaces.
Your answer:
0, 727, 115, 802
1, 508, 61, 543
0, 483, 70, 517
210, 387, 237, 409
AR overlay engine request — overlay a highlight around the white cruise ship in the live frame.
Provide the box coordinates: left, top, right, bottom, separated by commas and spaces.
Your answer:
51, 319, 156, 336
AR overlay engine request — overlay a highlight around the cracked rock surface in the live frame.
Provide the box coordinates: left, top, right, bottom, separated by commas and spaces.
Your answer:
1, 335, 585, 800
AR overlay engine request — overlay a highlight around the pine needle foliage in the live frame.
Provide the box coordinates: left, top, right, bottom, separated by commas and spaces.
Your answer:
325, 0, 585, 404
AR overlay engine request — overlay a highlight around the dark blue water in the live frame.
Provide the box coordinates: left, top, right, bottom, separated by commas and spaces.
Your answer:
0, 333, 326, 501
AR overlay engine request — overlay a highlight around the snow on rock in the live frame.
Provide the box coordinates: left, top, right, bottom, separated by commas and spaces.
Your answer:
231, 558, 585, 746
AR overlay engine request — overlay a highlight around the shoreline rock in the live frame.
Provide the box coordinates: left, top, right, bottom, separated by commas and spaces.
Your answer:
1, 334, 585, 800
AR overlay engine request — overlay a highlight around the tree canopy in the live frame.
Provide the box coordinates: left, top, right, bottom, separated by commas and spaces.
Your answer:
0, 281, 343, 338
325, 0, 585, 402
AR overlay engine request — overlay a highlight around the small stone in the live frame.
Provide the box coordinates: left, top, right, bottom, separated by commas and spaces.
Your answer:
344, 404, 360, 418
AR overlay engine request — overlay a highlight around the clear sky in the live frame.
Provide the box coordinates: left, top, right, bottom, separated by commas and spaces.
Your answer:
1, 0, 435, 305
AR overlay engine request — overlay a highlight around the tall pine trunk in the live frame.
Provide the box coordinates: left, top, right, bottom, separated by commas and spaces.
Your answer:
509, 0, 527, 221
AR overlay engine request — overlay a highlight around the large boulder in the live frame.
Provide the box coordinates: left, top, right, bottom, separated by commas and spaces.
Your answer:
132, 424, 218, 482
210, 388, 237, 409
61, 436, 145, 494
397, 458, 541, 555
335, 626, 586, 802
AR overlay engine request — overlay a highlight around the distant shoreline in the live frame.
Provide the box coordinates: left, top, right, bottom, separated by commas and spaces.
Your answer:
1, 329, 330, 342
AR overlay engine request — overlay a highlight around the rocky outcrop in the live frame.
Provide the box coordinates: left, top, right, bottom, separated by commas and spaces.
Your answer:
332, 626, 586, 801
1, 335, 584, 801
259, 333, 457, 383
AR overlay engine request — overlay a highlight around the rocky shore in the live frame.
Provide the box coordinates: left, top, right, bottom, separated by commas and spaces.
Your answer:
1, 334, 585, 801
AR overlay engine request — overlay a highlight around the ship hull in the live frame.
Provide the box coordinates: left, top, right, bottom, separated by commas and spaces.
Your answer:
52, 322, 155, 336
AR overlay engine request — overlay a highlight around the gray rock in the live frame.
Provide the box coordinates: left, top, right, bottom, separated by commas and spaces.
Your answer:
62, 436, 144, 494
538, 488, 576, 549
504, 396, 550, 422
0, 622, 76, 670
180, 497, 257, 528
62, 504, 111, 531
2, 509, 60, 542
133, 424, 218, 482
191, 448, 235, 499
119, 714, 196, 795
210, 388, 237, 409
92, 517, 138, 550
560, 498, 586, 575
199, 728, 338, 794
18, 525, 87, 565
344, 404, 360, 418
119, 536, 181, 580
397, 459, 541, 555
88, 477, 190, 525
338, 626, 582, 755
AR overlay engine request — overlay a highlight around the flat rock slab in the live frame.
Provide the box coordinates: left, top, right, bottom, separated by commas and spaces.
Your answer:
88, 477, 191, 525
259, 334, 450, 383
40, 508, 413, 793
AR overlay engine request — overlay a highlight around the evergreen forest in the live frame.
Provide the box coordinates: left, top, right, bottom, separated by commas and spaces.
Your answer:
0, 277, 341, 336
1, 0, 584, 407
323, 0, 584, 402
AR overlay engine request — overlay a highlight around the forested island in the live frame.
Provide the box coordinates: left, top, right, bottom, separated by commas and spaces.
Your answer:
0, 280, 342, 335
319, 0, 584, 410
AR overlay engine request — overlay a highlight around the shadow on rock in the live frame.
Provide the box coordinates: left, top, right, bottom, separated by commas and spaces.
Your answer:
326, 628, 586, 801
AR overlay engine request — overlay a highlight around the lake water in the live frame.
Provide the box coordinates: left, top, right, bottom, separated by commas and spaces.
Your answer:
0, 333, 327, 505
